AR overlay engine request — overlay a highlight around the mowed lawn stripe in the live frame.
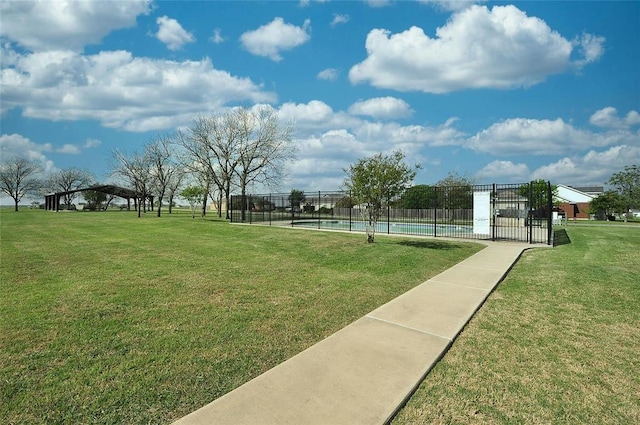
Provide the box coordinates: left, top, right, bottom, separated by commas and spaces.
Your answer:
1, 209, 481, 424
392, 224, 640, 425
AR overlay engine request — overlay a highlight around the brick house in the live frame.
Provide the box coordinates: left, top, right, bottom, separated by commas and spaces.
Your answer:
556, 185, 603, 220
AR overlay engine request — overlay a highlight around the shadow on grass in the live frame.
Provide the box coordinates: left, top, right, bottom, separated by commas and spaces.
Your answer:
553, 228, 572, 247
396, 240, 462, 250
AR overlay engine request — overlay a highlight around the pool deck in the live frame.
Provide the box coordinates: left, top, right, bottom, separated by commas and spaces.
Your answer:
172, 240, 537, 425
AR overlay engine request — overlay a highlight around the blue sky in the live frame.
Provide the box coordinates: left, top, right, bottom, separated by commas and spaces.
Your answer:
1, 0, 639, 201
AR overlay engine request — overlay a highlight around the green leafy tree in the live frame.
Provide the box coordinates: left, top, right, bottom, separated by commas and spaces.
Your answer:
288, 189, 306, 210
0, 156, 41, 211
590, 190, 625, 220
608, 165, 640, 220
334, 195, 356, 209
436, 172, 475, 210
344, 151, 417, 243
402, 184, 437, 209
518, 179, 558, 210
436, 171, 475, 188
181, 186, 206, 218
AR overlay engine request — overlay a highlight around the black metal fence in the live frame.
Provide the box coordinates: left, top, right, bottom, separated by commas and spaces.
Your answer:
230, 182, 553, 244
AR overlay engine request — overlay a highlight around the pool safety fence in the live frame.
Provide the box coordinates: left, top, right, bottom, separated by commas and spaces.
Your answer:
230, 182, 554, 244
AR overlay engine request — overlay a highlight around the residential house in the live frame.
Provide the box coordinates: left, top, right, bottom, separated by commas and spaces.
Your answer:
556, 185, 602, 220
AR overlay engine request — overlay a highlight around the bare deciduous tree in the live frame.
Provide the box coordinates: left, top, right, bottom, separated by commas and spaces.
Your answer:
112, 149, 153, 218
166, 166, 185, 214
146, 135, 181, 217
235, 106, 295, 221
178, 117, 223, 218
45, 167, 95, 208
0, 156, 41, 211
179, 106, 295, 221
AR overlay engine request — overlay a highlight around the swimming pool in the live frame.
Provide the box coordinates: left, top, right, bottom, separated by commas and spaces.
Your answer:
291, 220, 473, 236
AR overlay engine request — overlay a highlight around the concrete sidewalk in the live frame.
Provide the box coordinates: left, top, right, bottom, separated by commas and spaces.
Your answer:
173, 241, 533, 425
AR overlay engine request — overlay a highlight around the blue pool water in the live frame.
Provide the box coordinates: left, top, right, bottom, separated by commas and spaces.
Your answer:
291, 220, 472, 235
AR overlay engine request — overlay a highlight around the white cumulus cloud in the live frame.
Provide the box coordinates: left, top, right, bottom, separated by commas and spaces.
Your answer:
349, 5, 603, 93
354, 118, 465, 148
531, 145, 640, 185
84, 138, 102, 148
1, 47, 276, 132
466, 117, 632, 156
275, 99, 466, 190
589, 107, 640, 130
330, 14, 350, 27
317, 68, 339, 81
0, 133, 56, 173
277, 100, 360, 133
278, 100, 335, 125
240, 17, 311, 61
475, 160, 530, 182
419, 1, 487, 12
155, 16, 195, 51
365, 0, 392, 7
57, 144, 82, 154
209, 28, 224, 44
0, 0, 152, 51
573, 33, 606, 67
348, 97, 413, 119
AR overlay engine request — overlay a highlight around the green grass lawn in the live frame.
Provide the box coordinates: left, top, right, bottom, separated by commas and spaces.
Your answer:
393, 223, 640, 424
0, 208, 482, 424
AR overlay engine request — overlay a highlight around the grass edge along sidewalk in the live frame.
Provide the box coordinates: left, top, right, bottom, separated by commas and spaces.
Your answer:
173, 241, 529, 424
0, 209, 481, 424
392, 224, 640, 425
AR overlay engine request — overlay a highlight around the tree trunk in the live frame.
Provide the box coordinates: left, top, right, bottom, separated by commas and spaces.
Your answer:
104, 195, 115, 210
240, 175, 248, 222
201, 194, 207, 217
225, 182, 231, 220
241, 188, 247, 222
168, 195, 173, 214
202, 181, 209, 217
14, 199, 19, 212
156, 196, 163, 217
367, 218, 376, 243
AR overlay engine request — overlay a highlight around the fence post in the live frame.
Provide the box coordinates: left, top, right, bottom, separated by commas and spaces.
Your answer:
349, 191, 352, 231
547, 181, 553, 245
387, 202, 390, 234
318, 191, 321, 229
247, 194, 251, 224
434, 186, 438, 238
492, 183, 496, 242
528, 182, 533, 244
290, 193, 294, 226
